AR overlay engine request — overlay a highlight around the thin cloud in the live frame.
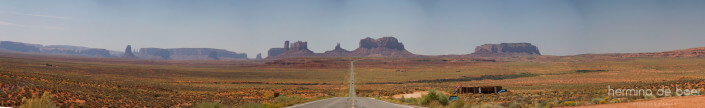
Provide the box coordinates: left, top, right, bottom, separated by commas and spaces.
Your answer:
0, 21, 23, 26
0, 11, 72, 20
22, 14, 72, 20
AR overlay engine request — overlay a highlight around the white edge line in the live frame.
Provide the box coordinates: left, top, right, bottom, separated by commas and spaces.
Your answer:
286, 97, 340, 108
366, 97, 415, 108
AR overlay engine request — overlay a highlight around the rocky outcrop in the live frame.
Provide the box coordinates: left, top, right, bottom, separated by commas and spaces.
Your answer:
471, 43, 540, 56
325, 43, 350, 53
268, 48, 285, 58
267, 40, 309, 58
168, 48, 246, 59
350, 37, 415, 57
266, 37, 419, 59
42, 45, 112, 57
621, 47, 705, 57
138, 48, 171, 59
269, 41, 315, 59
288, 41, 314, 53
357, 37, 405, 50
80, 49, 111, 57
324, 43, 350, 53
41, 45, 82, 55
154, 49, 171, 59
138, 48, 246, 60
122, 45, 137, 58
284, 41, 290, 51
266, 40, 318, 59
207, 51, 219, 60
0, 41, 40, 52
255, 53, 263, 60
0, 43, 115, 57
0, 41, 249, 59
322, 43, 352, 57
358, 38, 378, 49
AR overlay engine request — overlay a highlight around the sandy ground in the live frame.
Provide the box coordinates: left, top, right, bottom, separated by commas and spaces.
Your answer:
571, 96, 705, 108
393, 91, 429, 98
392, 91, 450, 98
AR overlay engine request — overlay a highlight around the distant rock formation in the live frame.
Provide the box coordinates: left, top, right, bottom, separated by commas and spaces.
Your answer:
268, 48, 285, 58
80, 48, 111, 57
471, 43, 540, 56
0, 41, 40, 52
138, 48, 173, 59
138, 48, 168, 59
41, 45, 113, 57
350, 37, 416, 57
289, 41, 314, 53
357, 37, 405, 50
0, 41, 248, 59
266, 37, 419, 59
137, 48, 246, 60
621, 47, 705, 57
358, 38, 378, 49
122, 45, 137, 58
268, 41, 315, 59
207, 51, 219, 60
42, 45, 85, 55
0, 42, 116, 57
154, 49, 171, 59
284, 40, 289, 51
255, 53, 263, 60
169, 48, 246, 60
324, 43, 350, 54
42, 48, 79, 55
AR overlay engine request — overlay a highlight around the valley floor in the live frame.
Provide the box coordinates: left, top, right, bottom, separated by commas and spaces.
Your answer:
2, 51, 705, 107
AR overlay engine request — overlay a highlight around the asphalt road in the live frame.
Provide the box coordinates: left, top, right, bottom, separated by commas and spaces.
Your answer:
287, 61, 420, 108
286, 97, 417, 108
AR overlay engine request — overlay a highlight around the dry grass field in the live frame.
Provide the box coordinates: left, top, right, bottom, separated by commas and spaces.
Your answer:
2, 51, 705, 107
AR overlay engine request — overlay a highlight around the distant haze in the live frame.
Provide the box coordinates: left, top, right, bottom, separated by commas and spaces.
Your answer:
1, 0, 704, 57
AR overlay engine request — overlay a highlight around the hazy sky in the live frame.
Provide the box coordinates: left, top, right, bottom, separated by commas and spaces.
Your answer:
1, 0, 704, 58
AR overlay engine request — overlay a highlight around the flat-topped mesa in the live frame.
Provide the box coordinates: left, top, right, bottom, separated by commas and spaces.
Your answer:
357, 37, 405, 51
207, 51, 219, 60
39, 45, 114, 57
268, 48, 285, 57
80, 48, 111, 57
471, 43, 540, 56
137, 48, 246, 60
170, 48, 246, 60
0, 41, 115, 57
351, 37, 416, 57
288, 41, 313, 53
0, 41, 40, 52
138, 48, 171, 59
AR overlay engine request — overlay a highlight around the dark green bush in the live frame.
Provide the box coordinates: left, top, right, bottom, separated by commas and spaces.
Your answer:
419, 89, 449, 106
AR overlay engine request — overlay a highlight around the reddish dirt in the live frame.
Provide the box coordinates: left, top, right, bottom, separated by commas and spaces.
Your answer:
391, 91, 450, 99
571, 96, 705, 108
